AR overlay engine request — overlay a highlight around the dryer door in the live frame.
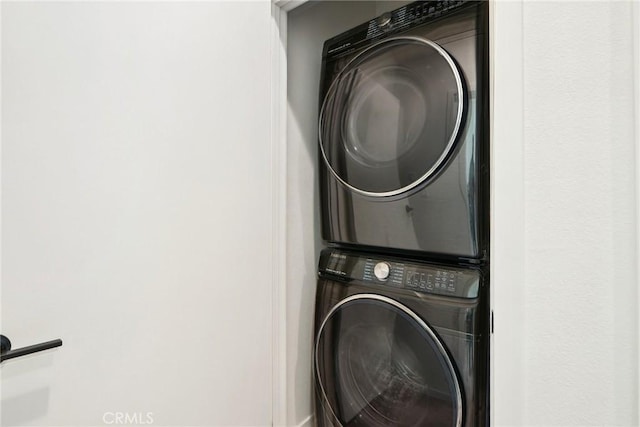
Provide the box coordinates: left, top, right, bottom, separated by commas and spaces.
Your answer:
315, 294, 463, 427
319, 37, 466, 198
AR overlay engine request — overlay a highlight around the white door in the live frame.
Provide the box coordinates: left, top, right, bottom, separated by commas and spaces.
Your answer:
1, 2, 273, 426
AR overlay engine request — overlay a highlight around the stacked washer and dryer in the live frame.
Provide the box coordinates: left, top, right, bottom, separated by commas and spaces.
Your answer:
312, 1, 490, 426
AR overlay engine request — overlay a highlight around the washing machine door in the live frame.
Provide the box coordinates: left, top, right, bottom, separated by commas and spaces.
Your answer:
315, 294, 463, 427
319, 37, 466, 198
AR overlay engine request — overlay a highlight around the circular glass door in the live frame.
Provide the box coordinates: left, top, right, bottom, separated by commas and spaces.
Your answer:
315, 294, 462, 427
319, 37, 465, 197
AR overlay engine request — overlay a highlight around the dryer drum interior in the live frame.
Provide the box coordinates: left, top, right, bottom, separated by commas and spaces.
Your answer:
319, 37, 466, 198
315, 294, 463, 427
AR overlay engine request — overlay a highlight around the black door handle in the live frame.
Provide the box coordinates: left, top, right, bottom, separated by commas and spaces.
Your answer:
0, 335, 63, 363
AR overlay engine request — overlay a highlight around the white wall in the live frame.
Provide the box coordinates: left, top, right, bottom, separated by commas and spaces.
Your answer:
491, 1, 526, 424
1, 2, 273, 426
519, 2, 638, 425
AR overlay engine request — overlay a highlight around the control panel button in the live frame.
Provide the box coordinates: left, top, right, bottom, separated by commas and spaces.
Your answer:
377, 12, 392, 29
374, 262, 391, 280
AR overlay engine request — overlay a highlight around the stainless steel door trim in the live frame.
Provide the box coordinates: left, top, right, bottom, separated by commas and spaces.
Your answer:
314, 293, 464, 427
318, 36, 466, 198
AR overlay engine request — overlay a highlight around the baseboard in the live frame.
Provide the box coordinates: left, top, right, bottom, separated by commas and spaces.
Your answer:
295, 414, 313, 427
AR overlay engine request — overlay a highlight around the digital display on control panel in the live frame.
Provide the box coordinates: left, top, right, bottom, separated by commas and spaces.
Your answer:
405, 268, 458, 294
405, 1, 468, 21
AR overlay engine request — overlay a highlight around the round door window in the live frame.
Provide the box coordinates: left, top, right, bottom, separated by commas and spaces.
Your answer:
319, 37, 465, 197
315, 294, 462, 427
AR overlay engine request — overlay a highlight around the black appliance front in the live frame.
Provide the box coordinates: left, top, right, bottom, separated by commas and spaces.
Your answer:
319, 1, 489, 261
314, 249, 489, 427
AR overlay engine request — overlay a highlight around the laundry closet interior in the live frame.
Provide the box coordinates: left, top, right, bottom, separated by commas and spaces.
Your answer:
278, 0, 640, 425
282, 1, 492, 426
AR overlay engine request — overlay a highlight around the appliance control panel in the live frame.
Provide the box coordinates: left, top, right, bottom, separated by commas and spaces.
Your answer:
319, 249, 481, 299
324, 0, 475, 58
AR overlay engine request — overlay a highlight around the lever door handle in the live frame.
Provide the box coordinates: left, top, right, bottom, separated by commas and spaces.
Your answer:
0, 334, 63, 363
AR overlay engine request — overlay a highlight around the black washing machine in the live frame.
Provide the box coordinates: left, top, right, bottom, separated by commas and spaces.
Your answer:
314, 248, 489, 427
318, 0, 489, 261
